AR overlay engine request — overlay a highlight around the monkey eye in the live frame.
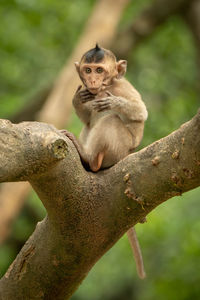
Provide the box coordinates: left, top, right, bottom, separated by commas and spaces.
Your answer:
85, 68, 92, 73
96, 67, 103, 73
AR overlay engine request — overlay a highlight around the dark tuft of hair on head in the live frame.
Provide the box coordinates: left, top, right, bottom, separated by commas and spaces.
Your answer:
95, 43, 101, 51
83, 44, 105, 63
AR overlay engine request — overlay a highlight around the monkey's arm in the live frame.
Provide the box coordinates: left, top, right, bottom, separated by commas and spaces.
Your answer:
92, 92, 148, 122
73, 86, 95, 124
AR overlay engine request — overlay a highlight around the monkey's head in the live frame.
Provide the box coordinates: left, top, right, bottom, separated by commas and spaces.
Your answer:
75, 44, 127, 94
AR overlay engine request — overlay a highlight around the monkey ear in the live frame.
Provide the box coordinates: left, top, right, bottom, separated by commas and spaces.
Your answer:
74, 62, 80, 75
116, 60, 127, 79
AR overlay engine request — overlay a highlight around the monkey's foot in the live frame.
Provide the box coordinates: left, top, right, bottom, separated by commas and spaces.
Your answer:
60, 130, 82, 157
60, 129, 76, 141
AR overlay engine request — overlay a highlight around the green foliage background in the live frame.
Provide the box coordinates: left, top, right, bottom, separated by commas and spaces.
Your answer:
0, 0, 199, 299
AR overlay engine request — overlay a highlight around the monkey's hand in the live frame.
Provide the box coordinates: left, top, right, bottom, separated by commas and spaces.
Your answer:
73, 86, 95, 104
80, 89, 95, 103
92, 92, 118, 112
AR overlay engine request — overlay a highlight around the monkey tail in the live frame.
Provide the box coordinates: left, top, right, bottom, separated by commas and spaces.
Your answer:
127, 227, 146, 279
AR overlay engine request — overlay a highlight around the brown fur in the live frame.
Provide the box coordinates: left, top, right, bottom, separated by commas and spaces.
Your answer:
64, 46, 147, 279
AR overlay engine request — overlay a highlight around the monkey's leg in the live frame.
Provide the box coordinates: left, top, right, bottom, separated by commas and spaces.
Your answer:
61, 130, 105, 172
61, 130, 89, 169
127, 227, 146, 279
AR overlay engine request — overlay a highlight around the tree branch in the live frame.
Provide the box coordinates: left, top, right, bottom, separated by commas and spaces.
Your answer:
0, 111, 199, 299
0, 120, 68, 182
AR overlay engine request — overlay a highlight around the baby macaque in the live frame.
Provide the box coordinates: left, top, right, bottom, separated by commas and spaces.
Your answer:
63, 44, 148, 279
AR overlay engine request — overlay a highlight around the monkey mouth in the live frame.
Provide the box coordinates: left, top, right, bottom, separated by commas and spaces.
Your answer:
87, 88, 100, 94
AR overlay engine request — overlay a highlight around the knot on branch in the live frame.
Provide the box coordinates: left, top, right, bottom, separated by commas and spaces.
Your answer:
123, 173, 145, 209
0, 120, 68, 182
44, 135, 68, 159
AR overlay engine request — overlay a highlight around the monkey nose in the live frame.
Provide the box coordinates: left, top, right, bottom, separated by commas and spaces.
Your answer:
90, 81, 96, 87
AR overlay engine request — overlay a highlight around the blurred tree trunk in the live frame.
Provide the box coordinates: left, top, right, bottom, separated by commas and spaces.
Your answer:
0, 110, 199, 299
182, 0, 200, 83
38, 0, 130, 127
0, 0, 129, 246
10, 87, 51, 123
0, 183, 30, 245
113, 0, 191, 58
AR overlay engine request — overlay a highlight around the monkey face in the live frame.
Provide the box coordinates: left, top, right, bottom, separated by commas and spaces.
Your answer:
75, 57, 127, 94
79, 63, 110, 94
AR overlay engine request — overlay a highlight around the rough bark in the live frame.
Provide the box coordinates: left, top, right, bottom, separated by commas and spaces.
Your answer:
0, 111, 199, 299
